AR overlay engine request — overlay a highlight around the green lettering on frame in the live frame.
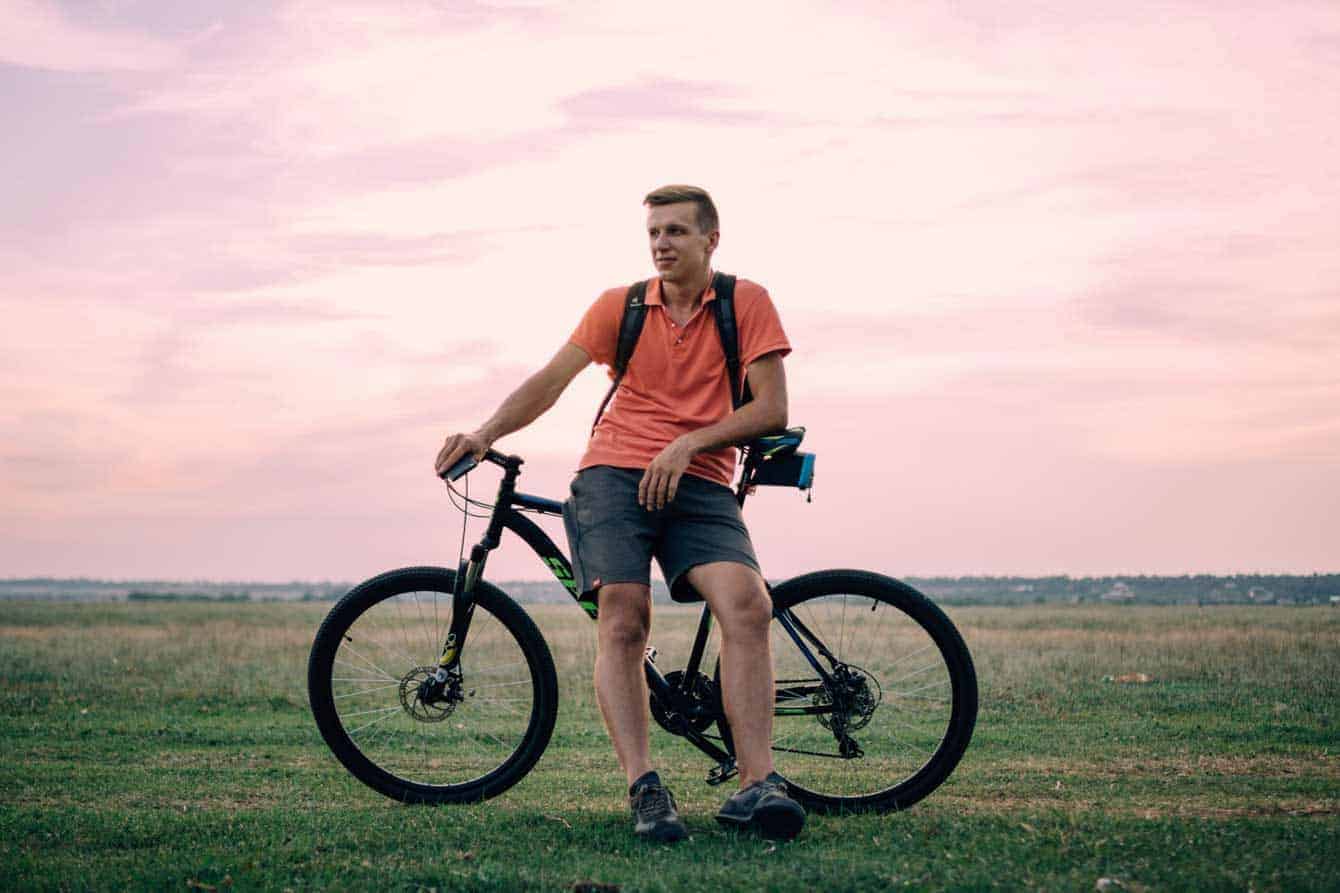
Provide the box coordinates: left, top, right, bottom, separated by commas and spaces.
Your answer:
544, 556, 578, 594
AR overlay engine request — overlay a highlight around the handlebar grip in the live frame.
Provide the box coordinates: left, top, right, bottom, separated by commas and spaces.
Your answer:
441, 454, 479, 482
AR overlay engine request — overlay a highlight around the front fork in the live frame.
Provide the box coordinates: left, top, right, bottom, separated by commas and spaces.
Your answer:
432, 545, 488, 684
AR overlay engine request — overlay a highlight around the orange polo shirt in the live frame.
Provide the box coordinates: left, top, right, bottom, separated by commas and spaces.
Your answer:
568, 276, 791, 487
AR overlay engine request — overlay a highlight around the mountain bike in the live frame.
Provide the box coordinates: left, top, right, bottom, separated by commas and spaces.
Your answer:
307, 429, 977, 812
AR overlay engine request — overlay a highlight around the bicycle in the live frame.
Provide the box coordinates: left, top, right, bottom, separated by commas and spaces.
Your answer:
307, 428, 977, 812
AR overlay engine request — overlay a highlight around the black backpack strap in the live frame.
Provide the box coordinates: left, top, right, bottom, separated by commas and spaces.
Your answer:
710, 273, 752, 409
590, 280, 650, 434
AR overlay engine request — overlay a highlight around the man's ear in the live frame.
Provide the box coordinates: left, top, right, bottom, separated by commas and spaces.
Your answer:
707, 230, 721, 255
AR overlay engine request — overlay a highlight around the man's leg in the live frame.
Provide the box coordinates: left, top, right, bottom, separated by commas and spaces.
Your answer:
685, 561, 775, 785
689, 560, 806, 839
594, 581, 686, 843
593, 582, 654, 786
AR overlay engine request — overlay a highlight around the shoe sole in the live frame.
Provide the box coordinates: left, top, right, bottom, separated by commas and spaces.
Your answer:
637, 822, 687, 844
716, 801, 806, 841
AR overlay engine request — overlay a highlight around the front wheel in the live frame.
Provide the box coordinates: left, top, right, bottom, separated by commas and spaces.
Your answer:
308, 566, 558, 803
719, 569, 977, 813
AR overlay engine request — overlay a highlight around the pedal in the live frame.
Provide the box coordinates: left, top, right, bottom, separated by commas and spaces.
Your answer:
706, 759, 738, 786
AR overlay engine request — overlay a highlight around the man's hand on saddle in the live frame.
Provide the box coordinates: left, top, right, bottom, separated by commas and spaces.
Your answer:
435, 431, 490, 479
639, 436, 696, 511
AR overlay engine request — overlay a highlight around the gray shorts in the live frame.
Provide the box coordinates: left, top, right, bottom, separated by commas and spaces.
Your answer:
562, 465, 761, 603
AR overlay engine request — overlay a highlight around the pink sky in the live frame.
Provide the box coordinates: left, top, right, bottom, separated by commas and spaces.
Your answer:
2, 0, 1337, 582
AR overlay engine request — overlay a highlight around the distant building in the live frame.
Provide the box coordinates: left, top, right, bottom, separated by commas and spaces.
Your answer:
1102, 581, 1136, 602
1248, 586, 1275, 603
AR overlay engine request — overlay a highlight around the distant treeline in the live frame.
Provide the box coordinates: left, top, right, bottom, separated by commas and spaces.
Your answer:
2, 574, 1337, 606
127, 591, 250, 603
904, 574, 1340, 606
0, 579, 348, 603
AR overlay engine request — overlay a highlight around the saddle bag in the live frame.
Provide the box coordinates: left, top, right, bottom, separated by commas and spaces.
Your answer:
749, 450, 815, 490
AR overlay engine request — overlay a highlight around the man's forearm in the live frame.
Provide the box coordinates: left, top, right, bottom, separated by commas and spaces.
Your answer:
680, 397, 787, 456
475, 371, 566, 445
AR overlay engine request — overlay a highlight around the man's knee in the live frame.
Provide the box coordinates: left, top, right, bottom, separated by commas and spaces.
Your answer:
721, 592, 772, 639
596, 582, 651, 650
691, 563, 771, 635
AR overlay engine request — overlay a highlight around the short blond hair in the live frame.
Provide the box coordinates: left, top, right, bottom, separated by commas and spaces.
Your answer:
643, 184, 719, 234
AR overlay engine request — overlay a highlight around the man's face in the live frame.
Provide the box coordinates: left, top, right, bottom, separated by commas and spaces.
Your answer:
647, 202, 718, 284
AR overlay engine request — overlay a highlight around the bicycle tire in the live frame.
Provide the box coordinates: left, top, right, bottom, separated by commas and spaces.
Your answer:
717, 569, 976, 813
308, 566, 558, 804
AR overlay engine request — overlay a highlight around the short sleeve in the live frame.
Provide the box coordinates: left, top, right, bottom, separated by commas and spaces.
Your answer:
568, 287, 626, 368
735, 281, 792, 368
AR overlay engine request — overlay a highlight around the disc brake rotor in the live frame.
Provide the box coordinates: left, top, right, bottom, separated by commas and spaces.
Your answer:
815, 664, 881, 732
399, 666, 457, 723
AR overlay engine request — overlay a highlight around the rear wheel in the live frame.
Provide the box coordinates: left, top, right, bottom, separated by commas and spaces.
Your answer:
719, 569, 976, 812
308, 567, 558, 803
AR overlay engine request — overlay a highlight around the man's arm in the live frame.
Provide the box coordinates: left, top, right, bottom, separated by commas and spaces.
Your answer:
637, 351, 788, 509
434, 343, 591, 477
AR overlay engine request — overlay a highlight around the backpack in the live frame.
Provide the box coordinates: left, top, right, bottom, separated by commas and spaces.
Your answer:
589, 272, 751, 434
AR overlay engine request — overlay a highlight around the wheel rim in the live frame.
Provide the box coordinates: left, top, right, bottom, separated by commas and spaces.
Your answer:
323, 587, 539, 791
767, 589, 960, 802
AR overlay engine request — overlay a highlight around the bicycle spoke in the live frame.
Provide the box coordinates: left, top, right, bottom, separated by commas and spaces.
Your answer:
888, 661, 940, 685
467, 659, 528, 676
320, 578, 544, 794
471, 679, 530, 690
885, 643, 937, 670
334, 649, 397, 682
346, 705, 403, 735
890, 677, 952, 698
335, 682, 403, 699
761, 583, 963, 803
411, 590, 437, 662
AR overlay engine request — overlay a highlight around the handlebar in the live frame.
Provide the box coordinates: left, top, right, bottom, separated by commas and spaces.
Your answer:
441, 454, 478, 482
438, 449, 518, 482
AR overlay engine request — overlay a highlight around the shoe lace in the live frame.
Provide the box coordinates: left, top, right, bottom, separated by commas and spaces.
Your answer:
634, 785, 672, 819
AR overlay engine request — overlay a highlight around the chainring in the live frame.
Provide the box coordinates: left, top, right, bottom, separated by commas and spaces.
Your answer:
649, 670, 719, 734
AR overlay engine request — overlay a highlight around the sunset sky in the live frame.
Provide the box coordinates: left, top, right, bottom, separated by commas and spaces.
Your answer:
3, 0, 1337, 583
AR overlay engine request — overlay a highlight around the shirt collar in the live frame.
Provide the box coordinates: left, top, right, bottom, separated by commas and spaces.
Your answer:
646, 272, 717, 307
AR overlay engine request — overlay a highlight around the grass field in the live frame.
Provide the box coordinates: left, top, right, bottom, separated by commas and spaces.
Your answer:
2, 598, 1337, 891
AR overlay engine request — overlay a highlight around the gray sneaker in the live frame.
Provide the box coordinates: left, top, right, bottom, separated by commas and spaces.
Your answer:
629, 773, 687, 843
715, 772, 806, 840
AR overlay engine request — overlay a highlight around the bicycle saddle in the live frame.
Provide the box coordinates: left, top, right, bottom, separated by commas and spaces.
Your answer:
745, 426, 806, 458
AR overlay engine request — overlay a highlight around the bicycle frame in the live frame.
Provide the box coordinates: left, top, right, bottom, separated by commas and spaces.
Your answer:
437, 450, 843, 780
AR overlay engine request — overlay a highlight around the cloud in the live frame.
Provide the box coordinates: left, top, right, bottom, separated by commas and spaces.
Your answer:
558, 79, 771, 127
0, 0, 183, 72
4, 1, 1339, 577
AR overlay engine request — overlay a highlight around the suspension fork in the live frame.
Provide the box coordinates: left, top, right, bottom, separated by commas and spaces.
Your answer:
435, 460, 519, 680
432, 546, 487, 681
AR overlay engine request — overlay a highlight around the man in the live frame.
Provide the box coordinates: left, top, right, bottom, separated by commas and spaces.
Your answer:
434, 185, 804, 843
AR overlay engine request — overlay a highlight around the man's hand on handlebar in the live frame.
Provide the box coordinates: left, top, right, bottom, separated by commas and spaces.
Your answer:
435, 432, 490, 480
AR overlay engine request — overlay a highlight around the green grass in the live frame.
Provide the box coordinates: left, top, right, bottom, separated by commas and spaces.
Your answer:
2, 601, 1337, 891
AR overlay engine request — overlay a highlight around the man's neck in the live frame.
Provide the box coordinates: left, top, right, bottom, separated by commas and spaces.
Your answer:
660, 268, 713, 312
